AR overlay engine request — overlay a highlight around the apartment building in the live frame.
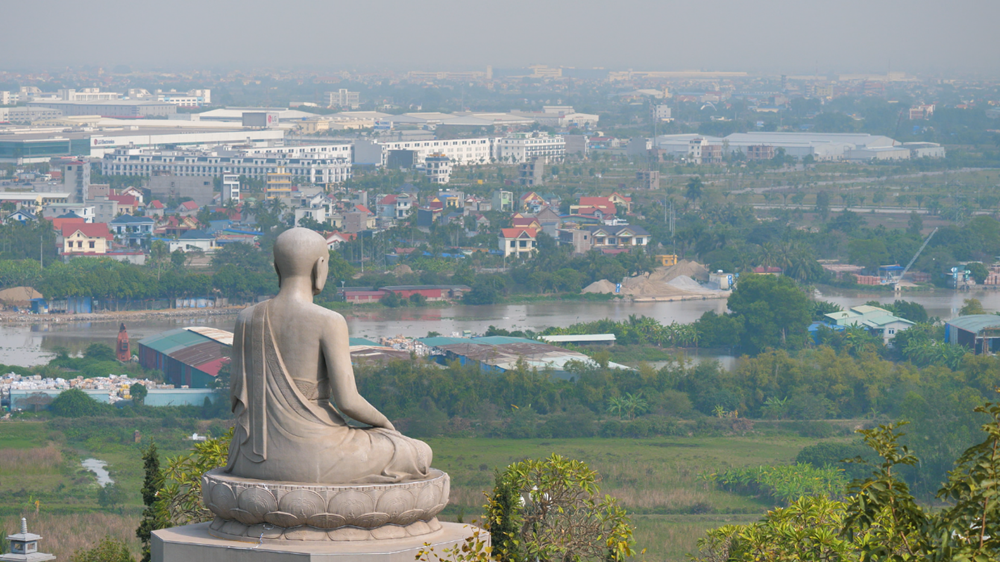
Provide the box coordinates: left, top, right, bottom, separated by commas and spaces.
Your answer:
102, 148, 352, 185
498, 132, 565, 163
357, 137, 494, 167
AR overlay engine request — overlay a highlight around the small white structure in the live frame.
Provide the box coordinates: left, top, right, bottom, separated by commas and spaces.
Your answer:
1, 518, 55, 562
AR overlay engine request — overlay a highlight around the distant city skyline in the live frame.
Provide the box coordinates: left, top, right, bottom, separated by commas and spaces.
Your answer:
2, 0, 998, 77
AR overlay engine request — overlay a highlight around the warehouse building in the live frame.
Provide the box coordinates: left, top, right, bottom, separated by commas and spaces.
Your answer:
0, 128, 284, 164
139, 326, 411, 387
945, 315, 1000, 355
138, 327, 233, 388
419, 336, 630, 380
28, 99, 177, 118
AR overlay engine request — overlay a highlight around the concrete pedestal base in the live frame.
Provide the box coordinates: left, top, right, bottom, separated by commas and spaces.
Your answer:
153, 522, 486, 562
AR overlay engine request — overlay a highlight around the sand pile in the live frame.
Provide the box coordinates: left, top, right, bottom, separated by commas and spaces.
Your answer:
0, 287, 42, 306
648, 260, 710, 283
582, 260, 726, 300
582, 279, 617, 294
393, 264, 414, 276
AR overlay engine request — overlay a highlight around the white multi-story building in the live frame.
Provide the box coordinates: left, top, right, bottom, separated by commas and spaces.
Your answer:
326, 89, 360, 109
423, 154, 452, 184
129, 89, 212, 107
359, 137, 495, 167
222, 174, 240, 202
0, 91, 14, 105
57, 88, 121, 102
498, 132, 565, 163
241, 143, 353, 160
652, 105, 672, 121
102, 148, 352, 185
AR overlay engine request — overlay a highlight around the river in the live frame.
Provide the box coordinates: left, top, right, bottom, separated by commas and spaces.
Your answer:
81, 458, 114, 486
1, 288, 997, 368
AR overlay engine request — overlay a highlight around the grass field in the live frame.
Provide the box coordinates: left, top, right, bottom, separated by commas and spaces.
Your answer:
0, 420, 841, 561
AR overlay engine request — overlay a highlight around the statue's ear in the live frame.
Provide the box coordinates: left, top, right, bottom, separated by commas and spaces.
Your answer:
312, 257, 323, 293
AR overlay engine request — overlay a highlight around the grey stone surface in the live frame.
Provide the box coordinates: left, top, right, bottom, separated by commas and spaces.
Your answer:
202, 468, 450, 539
226, 228, 433, 484
153, 522, 486, 562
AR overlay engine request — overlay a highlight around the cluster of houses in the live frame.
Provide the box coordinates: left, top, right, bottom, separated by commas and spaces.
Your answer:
1, 170, 653, 268
3, 184, 255, 263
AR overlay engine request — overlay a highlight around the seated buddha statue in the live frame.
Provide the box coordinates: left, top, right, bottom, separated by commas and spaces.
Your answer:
225, 228, 432, 484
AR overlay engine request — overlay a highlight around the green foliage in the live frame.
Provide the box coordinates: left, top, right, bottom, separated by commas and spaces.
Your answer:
158, 429, 231, 525
49, 388, 111, 417
85, 343, 116, 362
696, 406, 1000, 561
491, 454, 637, 562
130, 383, 148, 406
98, 482, 126, 512
484, 469, 524, 562
726, 273, 811, 354
959, 297, 987, 316
796, 441, 879, 481
703, 463, 849, 505
136, 441, 168, 562
69, 535, 134, 562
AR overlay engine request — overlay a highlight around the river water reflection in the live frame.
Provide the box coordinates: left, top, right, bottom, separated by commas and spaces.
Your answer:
2, 288, 998, 368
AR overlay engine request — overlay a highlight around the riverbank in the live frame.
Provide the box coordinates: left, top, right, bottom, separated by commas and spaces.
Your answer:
0, 306, 244, 324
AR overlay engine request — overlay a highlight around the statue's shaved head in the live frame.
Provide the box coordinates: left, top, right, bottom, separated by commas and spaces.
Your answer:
274, 228, 328, 280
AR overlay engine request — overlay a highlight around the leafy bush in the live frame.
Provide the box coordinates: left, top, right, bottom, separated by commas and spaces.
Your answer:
704, 463, 849, 505
796, 441, 878, 481
50, 389, 111, 417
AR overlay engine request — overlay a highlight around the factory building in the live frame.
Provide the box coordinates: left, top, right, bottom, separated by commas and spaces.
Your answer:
419, 336, 630, 380
29, 100, 177, 118
0, 128, 284, 164
138, 326, 416, 389
138, 327, 233, 389
945, 315, 1000, 355
651, 132, 944, 163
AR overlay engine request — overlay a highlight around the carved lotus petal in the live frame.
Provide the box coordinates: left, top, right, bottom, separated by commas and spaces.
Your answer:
354, 512, 390, 528
306, 512, 347, 529
395, 508, 425, 526
328, 490, 374, 521
376, 489, 415, 519
210, 483, 238, 519
416, 482, 441, 509
265, 510, 301, 528
238, 487, 277, 521
279, 490, 325, 521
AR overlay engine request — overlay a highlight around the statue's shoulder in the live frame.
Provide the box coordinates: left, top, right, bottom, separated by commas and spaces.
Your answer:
306, 302, 346, 325
237, 303, 261, 320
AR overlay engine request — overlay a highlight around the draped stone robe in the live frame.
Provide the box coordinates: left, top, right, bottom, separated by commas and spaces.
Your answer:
226, 302, 432, 484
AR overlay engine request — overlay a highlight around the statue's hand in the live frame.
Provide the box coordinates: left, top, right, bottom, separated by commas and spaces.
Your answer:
382, 419, 397, 432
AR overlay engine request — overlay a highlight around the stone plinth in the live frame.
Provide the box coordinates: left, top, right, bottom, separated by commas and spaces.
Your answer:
201, 469, 450, 542
152, 521, 486, 562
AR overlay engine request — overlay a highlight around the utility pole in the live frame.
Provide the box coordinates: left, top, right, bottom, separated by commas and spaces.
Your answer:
39, 236, 43, 268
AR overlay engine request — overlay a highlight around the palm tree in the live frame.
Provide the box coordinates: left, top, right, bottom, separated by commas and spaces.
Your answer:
623, 393, 648, 421
685, 177, 704, 202
607, 396, 626, 420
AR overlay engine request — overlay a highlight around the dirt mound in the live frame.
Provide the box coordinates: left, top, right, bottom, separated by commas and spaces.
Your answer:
393, 264, 414, 276
581, 260, 722, 299
667, 275, 716, 293
582, 279, 617, 294
0, 287, 42, 305
648, 260, 710, 283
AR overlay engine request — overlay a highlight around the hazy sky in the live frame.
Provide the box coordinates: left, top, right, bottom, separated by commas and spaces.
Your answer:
4, 0, 998, 76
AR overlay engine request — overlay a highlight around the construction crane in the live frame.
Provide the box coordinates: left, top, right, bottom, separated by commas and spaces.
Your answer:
892, 227, 938, 291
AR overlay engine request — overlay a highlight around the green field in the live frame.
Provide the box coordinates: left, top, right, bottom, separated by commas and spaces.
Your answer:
0, 419, 843, 561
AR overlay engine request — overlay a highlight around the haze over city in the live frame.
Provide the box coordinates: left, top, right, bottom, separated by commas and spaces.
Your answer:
3, 0, 999, 75
3, 1, 1000, 562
